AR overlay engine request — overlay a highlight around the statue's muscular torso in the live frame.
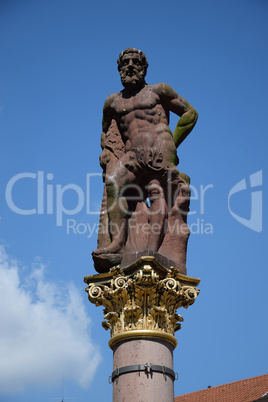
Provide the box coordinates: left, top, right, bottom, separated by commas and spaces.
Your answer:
105, 84, 178, 165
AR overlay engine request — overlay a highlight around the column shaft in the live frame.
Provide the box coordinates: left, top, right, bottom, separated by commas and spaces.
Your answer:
112, 338, 175, 402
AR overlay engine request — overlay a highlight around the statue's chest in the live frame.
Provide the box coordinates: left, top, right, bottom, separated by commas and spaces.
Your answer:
115, 90, 159, 116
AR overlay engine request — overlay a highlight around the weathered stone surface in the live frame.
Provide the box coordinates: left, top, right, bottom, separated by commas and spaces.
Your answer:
91, 48, 198, 274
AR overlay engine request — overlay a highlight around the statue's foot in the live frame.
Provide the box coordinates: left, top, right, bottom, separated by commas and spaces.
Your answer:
92, 242, 122, 256
92, 248, 105, 256
92, 251, 122, 273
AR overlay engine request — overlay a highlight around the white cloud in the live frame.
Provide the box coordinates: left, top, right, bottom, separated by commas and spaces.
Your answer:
0, 246, 101, 395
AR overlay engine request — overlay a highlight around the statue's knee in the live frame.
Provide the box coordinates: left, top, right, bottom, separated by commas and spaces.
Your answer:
174, 184, 191, 213
106, 176, 119, 196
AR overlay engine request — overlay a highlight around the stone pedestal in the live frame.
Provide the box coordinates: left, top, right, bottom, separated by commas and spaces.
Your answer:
84, 256, 200, 402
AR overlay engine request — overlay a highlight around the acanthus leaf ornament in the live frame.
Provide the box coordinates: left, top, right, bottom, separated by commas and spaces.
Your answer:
84, 257, 200, 344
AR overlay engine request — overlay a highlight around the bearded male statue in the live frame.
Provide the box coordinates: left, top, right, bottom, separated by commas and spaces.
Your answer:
92, 48, 198, 274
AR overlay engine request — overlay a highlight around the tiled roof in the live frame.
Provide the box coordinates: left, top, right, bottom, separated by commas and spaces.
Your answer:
175, 374, 268, 402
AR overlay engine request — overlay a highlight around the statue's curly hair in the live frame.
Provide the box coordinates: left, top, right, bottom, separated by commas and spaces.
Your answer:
117, 48, 149, 74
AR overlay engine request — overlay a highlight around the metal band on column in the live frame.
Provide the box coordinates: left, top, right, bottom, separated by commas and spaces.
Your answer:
109, 363, 178, 383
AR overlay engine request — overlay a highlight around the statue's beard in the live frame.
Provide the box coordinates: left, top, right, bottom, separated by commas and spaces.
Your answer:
120, 70, 145, 89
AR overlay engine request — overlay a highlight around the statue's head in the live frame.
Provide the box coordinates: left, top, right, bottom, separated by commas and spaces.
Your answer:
117, 48, 149, 90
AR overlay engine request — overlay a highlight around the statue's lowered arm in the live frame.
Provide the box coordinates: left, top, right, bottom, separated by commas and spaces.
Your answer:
99, 96, 115, 170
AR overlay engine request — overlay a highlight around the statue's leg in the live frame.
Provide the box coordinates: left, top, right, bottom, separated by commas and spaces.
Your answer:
146, 179, 167, 251
154, 172, 190, 273
93, 162, 136, 255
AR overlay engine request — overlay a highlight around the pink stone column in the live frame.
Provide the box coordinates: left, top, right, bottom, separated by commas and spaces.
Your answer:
112, 337, 175, 402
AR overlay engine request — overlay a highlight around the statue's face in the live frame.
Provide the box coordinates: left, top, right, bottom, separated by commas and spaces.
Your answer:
119, 53, 145, 89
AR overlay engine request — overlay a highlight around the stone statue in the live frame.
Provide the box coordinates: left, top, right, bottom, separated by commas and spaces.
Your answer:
92, 48, 198, 274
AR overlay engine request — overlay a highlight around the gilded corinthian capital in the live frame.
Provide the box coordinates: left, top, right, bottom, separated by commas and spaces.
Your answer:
85, 256, 200, 348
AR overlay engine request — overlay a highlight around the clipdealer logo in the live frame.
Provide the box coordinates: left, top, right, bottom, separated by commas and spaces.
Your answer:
228, 170, 263, 233
4, 170, 263, 234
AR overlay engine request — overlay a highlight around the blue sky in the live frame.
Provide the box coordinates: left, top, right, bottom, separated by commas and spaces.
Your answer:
0, 0, 267, 400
